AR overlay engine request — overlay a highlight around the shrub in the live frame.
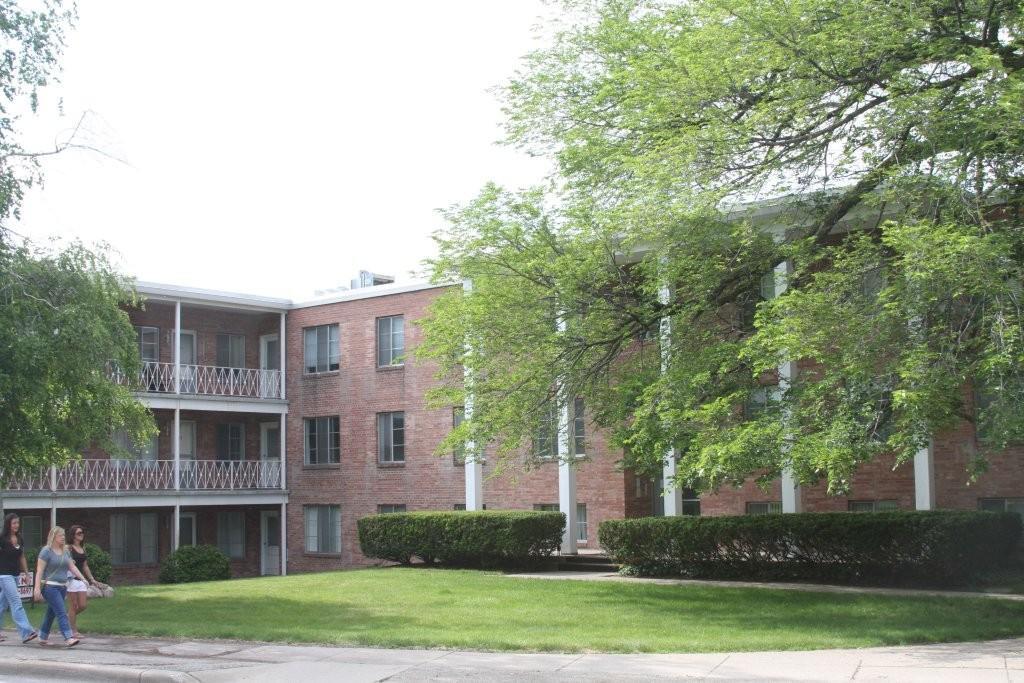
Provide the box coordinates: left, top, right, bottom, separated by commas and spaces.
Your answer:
358, 510, 564, 569
83, 542, 112, 583
599, 510, 1022, 587
158, 545, 231, 584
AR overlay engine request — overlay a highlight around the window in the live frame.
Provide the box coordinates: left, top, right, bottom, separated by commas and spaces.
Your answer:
304, 505, 341, 553
979, 498, 1024, 516
681, 488, 702, 516
745, 386, 780, 419
849, 500, 899, 513
112, 429, 158, 468
577, 503, 588, 542
179, 421, 196, 461
746, 501, 782, 515
216, 333, 245, 369
453, 503, 486, 510
136, 326, 159, 363
534, 403, 558, 459
377, 411, 405, 463
217, 511, 245, 559
110, 512, 158, 564
452, 407, 465, 464
20, 516, 42, 551
304, 324, 340, 373
572, 398, 586, 456
216, 423, 245, 461
304, 416, 340, 465
376, 315, 405, 367
377, 504, 407, 514
178, 512, 197, 547
533, 503, 559, 512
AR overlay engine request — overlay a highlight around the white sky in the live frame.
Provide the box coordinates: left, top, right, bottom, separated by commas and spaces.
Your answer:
15, 1, 553, 300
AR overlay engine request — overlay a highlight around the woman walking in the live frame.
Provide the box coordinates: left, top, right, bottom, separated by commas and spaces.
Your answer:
65, 525, 98, 638
33, 526, 85, 647
0, 513, 37, 643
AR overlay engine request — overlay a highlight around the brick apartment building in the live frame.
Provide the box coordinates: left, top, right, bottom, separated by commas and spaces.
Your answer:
1, 264, 1022, 583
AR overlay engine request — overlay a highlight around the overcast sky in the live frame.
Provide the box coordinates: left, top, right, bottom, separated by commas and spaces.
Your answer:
15, 1, 553, 300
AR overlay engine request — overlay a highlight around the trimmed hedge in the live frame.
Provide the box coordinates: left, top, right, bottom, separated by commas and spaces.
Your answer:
599, 511, 1022, 587
358, 510, 564, 569
158, 544, 231, 584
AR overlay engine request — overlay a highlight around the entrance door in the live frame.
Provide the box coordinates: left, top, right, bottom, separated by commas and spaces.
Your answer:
179, 331, 197, 393
259, 422, 281, 488
259, 334, 280, 398
260, 510, 281, 576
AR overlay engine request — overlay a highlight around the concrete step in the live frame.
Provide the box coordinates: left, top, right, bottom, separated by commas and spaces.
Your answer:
556, 554, 619, 573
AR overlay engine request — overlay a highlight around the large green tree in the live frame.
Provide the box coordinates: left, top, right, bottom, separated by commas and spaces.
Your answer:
0, 0, 153, 476
420, 0, 1024, 493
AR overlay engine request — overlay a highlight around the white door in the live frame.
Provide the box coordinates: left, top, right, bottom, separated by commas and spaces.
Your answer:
260, 510, 281, 576
259, 422, 281, 488
259, 334, 280, 397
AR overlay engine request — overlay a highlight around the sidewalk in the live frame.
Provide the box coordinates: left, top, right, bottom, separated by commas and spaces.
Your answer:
507, 569, 1024, 602
2, 633, 1024, 682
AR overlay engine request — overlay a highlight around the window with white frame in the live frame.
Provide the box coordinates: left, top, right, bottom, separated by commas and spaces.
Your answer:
20, 516, 42, 551
216, 511, 245, 559
377, 504, 407, 514
576, 503, 588, 542
135, 326, 159, 363
110, 512, 158, 564
112, 429, 158, 467
572, 397, 585, 456
376, 315, 404, 367
534, 403, 558, 459
849, 500, 899, 513
178, 512, 197, 547
304, 416, 340, 465
745, 385, 781, 419
216, 423, 244, 461
533, 503, 558, 512
377, 411, 405, 463
304, 324, 340, 373
179, 420, 196, 461
980, 498, 1024, 516
216, 333, 245, 369
746, 501, 782, 515
304, 505, 340, 553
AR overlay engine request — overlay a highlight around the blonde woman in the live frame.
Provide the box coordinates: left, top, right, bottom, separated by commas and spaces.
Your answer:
32, 526, 85, 647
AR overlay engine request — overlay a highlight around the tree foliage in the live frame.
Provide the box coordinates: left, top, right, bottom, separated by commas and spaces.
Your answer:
420, 0, 1024, 493
0, 1, 153, 475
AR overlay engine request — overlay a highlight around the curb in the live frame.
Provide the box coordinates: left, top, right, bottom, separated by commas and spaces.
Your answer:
0, 658, 201, 682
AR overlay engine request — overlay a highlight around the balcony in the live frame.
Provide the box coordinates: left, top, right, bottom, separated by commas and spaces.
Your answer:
2, 459, 283, 493
112, 361, 283, 400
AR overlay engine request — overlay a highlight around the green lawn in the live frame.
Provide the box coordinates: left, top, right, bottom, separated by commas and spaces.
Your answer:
80, 568, 1024, 653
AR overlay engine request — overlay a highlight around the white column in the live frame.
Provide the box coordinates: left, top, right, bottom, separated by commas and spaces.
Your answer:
173, 408, 181, 491
172, 503, 180, 552
556, 312, 577, 553
279, 312, 286, 401
280, 502, 288, 575
774, 260, 802, 513
280, 411, 287, 490
462, 279, 484, 510
659, 282, 684, 516
914, 441, 935, 510
174, 300, 181, 394
50, 504, 57, 530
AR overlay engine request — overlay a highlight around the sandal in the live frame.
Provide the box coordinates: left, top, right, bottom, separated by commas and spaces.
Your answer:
65, 638, 80, 648
38, 640, 51, 647
22, 631, 37, 644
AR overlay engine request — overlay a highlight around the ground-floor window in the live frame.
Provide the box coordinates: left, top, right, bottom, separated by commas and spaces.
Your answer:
453, 503, 487, 511
576, 503, 587, 542
377, 504, 407, 514
179, 512, 197, 547
746, 501, 782, 515
304, 505, 340, 553
848, 500, 899, 512
20, 515, 42, 551
217, 511, 245, 559
111, 512, 158, 564
979, 498, 1024, 516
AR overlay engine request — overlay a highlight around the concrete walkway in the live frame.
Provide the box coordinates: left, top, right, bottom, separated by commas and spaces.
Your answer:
3, 633, 1024, 682
507, 570, 1024, 601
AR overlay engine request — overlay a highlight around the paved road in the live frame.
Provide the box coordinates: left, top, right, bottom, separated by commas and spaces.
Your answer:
2, 633, 1024, 681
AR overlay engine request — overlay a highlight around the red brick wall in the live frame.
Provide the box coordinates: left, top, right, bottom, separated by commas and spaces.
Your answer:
933, 419, 1024, 509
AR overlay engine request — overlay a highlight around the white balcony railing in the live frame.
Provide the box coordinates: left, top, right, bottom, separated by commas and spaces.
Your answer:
2, 459, 283, 493
112, 361, 282, 400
